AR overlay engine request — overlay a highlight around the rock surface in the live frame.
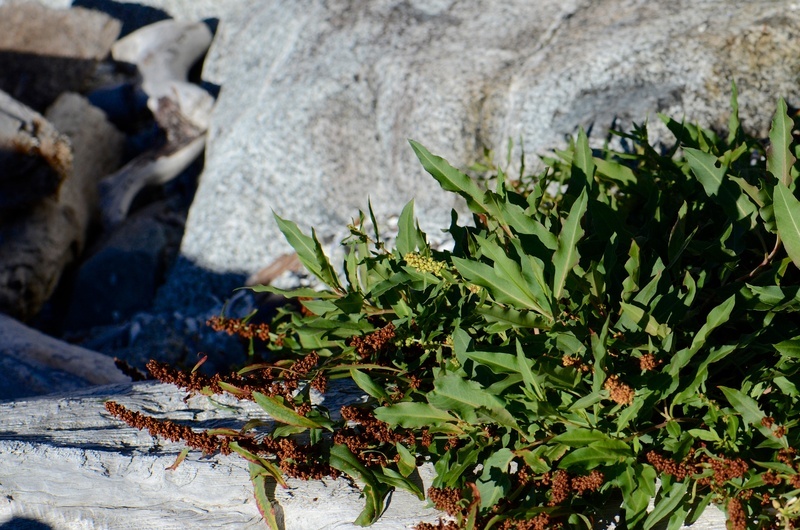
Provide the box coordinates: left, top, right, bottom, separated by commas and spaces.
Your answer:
0, 381, 446, 530
64, 0, 800, 313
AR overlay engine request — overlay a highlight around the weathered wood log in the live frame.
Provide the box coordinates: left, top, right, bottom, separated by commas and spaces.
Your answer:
0, 313, 129, 400
0, 93, 124, 320
0, 2, 121, 110
0, 381, 446, 529
0, 89, 72, 214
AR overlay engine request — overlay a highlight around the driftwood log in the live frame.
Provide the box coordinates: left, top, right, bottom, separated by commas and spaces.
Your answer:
0, 313, 129, 400
0, 2, 120, 111
0, 89, 72, 214
0, 92, 124, 320
0, 381, 445, 530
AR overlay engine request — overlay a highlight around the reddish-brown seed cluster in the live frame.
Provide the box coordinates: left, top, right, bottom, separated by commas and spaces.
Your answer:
561, 355, 591, 372
105, 401, 230, 455
498, 514, 556, 530
207, 315, 270, 341
726, 497, 747, 530
547, 469, 604, 506
146, 351, 322, 409
639, 353, 660, 371
334, 405, 414, 467
113, 357, 149, 382
646, 450, 693, 480
604, 374, 635, 405
647, 450, 748, 489
427, 487, 463, 517
350, 323, 396, 359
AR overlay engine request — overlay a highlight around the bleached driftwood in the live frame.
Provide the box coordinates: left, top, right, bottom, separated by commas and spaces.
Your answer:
99, 20, 215, 229
0, 89, 72, 213
0, 381, 445, 530
0, 93, 123, 320
0, 313, 129, 400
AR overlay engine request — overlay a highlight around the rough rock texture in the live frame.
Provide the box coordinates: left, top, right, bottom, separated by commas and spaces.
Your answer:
0, 381, 446, 529
0, 92, 123, 320
0, 1, 120, 110
0, 314, 129, 400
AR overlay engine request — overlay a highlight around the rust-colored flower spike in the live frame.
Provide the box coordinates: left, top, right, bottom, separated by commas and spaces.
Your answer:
104, 401, 230, 455
350, 323, 396, 359
207, 315, 270, 341
639, 353, 660, 371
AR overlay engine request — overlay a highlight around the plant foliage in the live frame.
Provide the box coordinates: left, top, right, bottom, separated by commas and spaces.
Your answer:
108, 89, 800, 530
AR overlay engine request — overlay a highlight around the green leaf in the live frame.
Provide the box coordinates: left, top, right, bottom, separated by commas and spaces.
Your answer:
232, 442, 287, 488
719, 386, 764, 427
395, 443, 417, 477
410, 140, 488, 214
376, 467, 424, 500
727, 80, 741, 146
552, 188, 588, 300
350, 369, 391, 403
477, 448, 514, 508
252, 392, 330, 430
570, 128, 595, 194
329, 444, 390, 526
250, 465, 281, 530
558, 440, 631, 470
775, 339, 800, 359
768, 98, 796, 187
684, 148, 756, 222
428, 374, 507, 423
619, 302, 670, 339
453, 256, 551, 317
643, 480, 689, 530
273, 213, 341, 289
774, 182, 800, 269
666, 295, 735, 377
374, 402, 459, 430
396, 200, 426, 256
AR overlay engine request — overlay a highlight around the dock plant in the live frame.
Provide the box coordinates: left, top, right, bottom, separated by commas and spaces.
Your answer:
107, 87, 800, 530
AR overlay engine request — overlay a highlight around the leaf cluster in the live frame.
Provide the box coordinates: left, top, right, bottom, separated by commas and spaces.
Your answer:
115, 86, 800, 530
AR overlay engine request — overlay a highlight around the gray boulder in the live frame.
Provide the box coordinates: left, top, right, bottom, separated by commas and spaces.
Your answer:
102, 0, 800, 310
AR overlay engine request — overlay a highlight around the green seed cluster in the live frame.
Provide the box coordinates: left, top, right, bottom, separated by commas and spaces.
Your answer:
404, 252, 447, 276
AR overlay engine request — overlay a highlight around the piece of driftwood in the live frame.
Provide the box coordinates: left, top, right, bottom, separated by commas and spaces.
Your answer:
0, 313, 129, 400
0, 381, 446, 530
99, 20, 215, 229
0, 89, 72, 214
0, 93, 123, 320
0, 2, 121, 110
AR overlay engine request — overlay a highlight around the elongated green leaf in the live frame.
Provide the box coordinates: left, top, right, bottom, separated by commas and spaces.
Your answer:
252, 392, 329, 430
619, 302, 670, 339
329, 444, 390, 526
377, 467, 424, 500
374, 402, 459, 429
462, 347, 519, 375
595, 157, 636, 186
558, 440, 631, 470
273, 213, 341, 289
775, 339, 800, 358
453, 257, 550, 316
774, 182, 800, 269
727, 80, 741, 146
410, 140, 487, 214
666, 295, 735, 377
428, 374, 506, 423
643, 480, 689, 530
477, 448, 514, 508
570, 128, 595, 194
552, 189, 588, 300
232, 442, 287, 488
551, 428, 613, 448
684, 148, 756, 222
474, 235, 552, 318
395, 443, 417, 477
396, 200, 426, 256
476, 305, 552, 330
719, 386, 764, 427
350, 369, 391, 403
768, 98, 796, 187
251, 466, 281, 530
